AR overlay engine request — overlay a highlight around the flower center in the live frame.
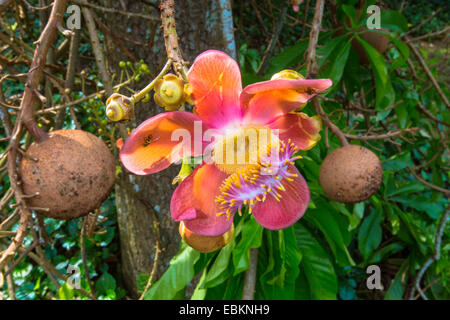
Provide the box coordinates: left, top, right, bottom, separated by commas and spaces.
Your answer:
212, 126, 279, 175
215, 139, 301, 219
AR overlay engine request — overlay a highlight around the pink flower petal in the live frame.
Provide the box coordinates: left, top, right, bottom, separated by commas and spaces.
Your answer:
241, 78, 332, 125
170, 163, 233, 236
120, 111, 209, 175
268, 112, 322, 150
187, 50, 243, 128
252, 165, 310, 230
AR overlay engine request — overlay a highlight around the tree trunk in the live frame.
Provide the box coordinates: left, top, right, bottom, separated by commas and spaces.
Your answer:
103, 0, 236, 297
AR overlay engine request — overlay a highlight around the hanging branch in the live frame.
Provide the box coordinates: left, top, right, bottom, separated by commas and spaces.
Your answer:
0, 0, 68, 272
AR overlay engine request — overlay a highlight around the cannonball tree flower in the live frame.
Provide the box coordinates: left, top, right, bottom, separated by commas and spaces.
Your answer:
119, 50, 332, 237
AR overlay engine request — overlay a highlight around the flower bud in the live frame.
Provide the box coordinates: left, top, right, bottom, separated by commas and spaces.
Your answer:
179, 221, 234, 253
154, 74, 186, 111
141, 93, 151, 103
105, 93, 134, 122
271, 69, 305, 80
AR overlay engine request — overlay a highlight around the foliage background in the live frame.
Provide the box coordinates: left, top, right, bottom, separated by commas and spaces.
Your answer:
0, 0, 448, 300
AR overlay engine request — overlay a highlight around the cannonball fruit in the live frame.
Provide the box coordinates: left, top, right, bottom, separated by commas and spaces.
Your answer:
20, 129, 116, 219
319, 144, 382, 203
179, 221, 234, 253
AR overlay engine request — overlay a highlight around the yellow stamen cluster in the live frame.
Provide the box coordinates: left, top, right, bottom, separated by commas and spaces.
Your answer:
215, 139, 301, 220
213, 126, 278, 175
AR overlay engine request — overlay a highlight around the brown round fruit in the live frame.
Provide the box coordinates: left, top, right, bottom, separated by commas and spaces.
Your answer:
319, 144, 382, 203
179, 221, 234, 253
20, 129, 116, 219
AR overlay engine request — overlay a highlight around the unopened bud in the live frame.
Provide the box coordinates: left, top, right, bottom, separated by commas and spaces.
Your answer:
179, 221, 234, 253
105, 93, 134, 122
154, 74, 186, 111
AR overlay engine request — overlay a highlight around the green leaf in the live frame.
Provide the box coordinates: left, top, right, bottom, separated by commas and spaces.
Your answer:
380, 10, 409, 32
383, 151, 411, 172
331, 201, 361, 231
232, 217, 263, 275
258, 228, 301, 299
191, 269, 207, 300
56, 282, 75, 300
386, 181, 426, 197
266, 40, 309, 76
390, 195, 443, 219
295, 266, 311, 299
367, 242, 405, 265
295, 224, 338, 300
356, 35, 395, 109
95, 272, 116, 296
394, 101, 409, 129
389, 36, 410, 60
384, 258, 409, 300
317, 35, 348, 68
144, 244, 200, 300
358, 205, 383, 260
342, 5, 357, 29
304, 200, 355, 266
327, 39, 352, 85
204, 239, 235, 288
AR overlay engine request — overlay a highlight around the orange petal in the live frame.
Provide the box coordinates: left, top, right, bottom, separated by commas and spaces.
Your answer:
171, 163, 233, 236
241, 78, 332, 125
187, 50, 243, 128
120, 111, 209, 175
268, 112, 322, 150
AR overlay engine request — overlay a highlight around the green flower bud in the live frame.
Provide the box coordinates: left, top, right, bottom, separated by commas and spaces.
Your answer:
105, 93, 134, 122
154, 74, 186, 111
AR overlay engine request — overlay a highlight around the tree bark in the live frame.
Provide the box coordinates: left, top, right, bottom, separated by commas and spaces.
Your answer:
103, 0, 236, 297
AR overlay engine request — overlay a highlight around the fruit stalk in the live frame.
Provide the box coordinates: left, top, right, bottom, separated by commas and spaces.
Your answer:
313, 98, 349, 147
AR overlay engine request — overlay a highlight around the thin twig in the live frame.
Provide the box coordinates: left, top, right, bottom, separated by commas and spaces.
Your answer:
139, 240, 161, 300
416, 101, 450, 127
411, 26, 450, 42
257, 0, 289, 76
409, 209, 449, 300
344, 128, 418, 141
409, 168, 450, 195
405, 37, 449, 109
71, 0, 158, 21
